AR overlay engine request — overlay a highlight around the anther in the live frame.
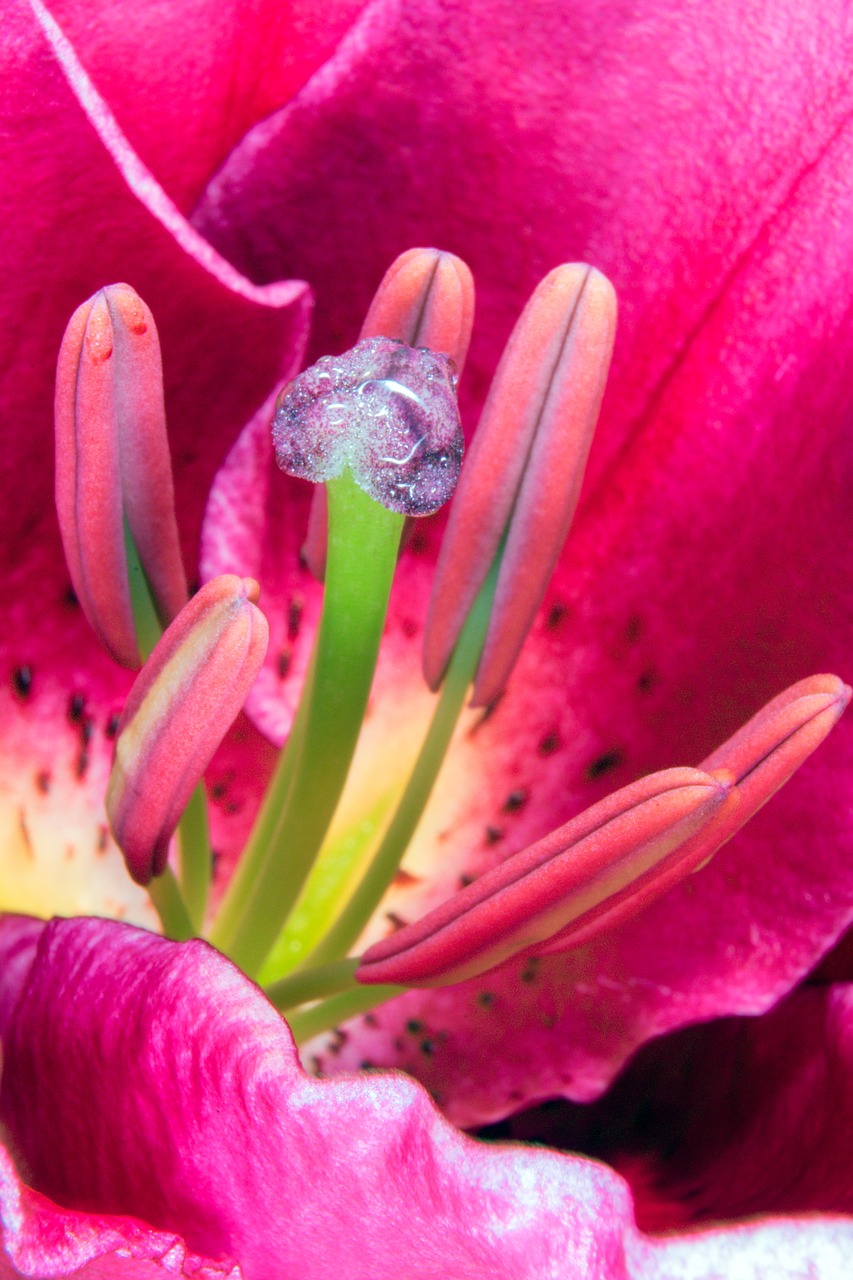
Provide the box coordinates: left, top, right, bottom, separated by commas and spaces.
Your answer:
106, 576, 268, 884
535, 674, 851, 954
423, 264, 617, 705
356, 767, 731, 987
55, 284, 187, 667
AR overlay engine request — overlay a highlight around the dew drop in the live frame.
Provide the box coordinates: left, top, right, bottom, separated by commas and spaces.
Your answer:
272, 337, 463, 515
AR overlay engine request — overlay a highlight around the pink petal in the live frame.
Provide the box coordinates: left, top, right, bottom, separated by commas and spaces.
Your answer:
1, 0, 307, 910
193, 0, 853, 1120
494, 980, 853, 1231
1, 915, 852, 1280
0, 1145, 238, 1279
47, 0, 368, 212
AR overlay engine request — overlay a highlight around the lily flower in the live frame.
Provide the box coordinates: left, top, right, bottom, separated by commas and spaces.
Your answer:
3, 0, 853, 1271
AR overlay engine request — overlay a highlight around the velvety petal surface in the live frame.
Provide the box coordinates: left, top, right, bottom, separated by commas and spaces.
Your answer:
1, 0, 308, 922
0, 1153, 238, 1280
45, 0, 369, 212
195, 0, 853, 1121
1, 916, 853, 1280
485, 981, 853, 1232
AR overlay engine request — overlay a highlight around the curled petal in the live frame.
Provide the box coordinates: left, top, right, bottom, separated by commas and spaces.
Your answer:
424, 264, 617, 704
302, 248, 474, 577
357, 767, 731, 987
55, 284, 187, 668
107, 575, 269, 883
5, 917, 852, 1278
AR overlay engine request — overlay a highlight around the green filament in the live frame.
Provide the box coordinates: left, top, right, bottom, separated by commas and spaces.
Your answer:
302, 558, 499, 969
147, 866, 195, 940
258, 788, 399, 983
209, 472, 404, 977
284, 982, 405, 1045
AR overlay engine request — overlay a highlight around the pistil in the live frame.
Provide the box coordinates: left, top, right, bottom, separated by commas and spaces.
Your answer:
209, 331, 465, 976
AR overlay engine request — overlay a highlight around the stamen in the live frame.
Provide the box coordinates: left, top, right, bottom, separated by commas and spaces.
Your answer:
423, 264, 616, 705
360, 248, 475, 375
534, 674, 852, 954
302, 248, 474, 579
355, 768, 732, 987
54, 284, 187, 668
106, 575, 268, 886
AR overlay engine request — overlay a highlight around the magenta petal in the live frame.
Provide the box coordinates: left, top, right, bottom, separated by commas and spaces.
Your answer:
502, 981, 853, 1231
3, 917, 851, 1279
0, 1148, 238, 1279
46, 0, 368, 212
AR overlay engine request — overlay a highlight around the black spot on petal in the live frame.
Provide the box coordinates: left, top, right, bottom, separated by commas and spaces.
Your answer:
502, 788, 529, 813
484, 825, 503, 845
538, 730, 561, 757
287, 596, 304, 641
546, 602, 569, 631
12, 666, 32, 698
586, 749, 623, 780
328, 1028, 348, 1054
68, 692, 86, 724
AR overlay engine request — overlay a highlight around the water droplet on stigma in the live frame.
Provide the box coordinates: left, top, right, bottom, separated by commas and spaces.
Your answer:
272, 337, 464, 516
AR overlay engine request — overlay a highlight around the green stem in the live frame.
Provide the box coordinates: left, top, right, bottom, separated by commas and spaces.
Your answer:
209, 472, 404, 977
207, 643, 316, 951
266, 957, 359, 1011
285, 983, 405, 1045
177, 784, 211, 930
147, 866, 195, 940
258, 786, 398, 984
123, 519, 162, 662
306, 559, 499, 966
